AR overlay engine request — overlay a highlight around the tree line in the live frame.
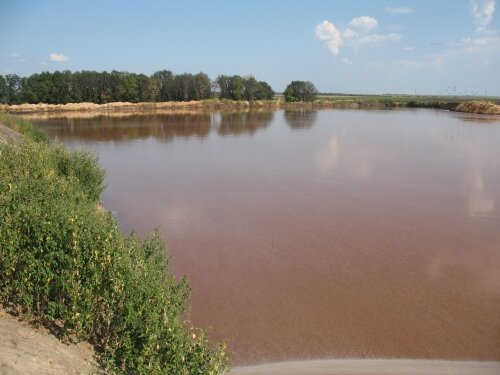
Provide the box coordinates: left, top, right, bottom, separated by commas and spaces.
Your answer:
0, 70, 275, 105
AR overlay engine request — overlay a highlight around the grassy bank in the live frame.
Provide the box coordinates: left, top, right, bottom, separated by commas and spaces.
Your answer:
0, 113, 228, 374
310, 94, 500, 112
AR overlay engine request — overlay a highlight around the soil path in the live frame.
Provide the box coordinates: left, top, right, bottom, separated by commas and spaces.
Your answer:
0, 309, 96, 375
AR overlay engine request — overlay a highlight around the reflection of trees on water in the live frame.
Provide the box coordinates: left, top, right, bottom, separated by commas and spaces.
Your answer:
284, 109, 318, 130
34, 111, 276, 141
217, 111, 274, 136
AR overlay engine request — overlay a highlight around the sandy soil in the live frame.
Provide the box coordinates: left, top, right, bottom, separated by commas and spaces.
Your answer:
0, 309, 96, 375
229, 359, 500, 375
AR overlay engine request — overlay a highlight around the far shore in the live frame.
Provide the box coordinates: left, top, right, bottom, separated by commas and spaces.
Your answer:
229, 359, 500, 375
2, 97, 500, 117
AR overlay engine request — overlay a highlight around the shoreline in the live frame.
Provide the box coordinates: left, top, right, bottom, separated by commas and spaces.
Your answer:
1, 98, 499, 116
229, 359, 500, 375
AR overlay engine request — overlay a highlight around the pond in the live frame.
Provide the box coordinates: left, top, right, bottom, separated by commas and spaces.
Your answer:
31, 109, 500, 365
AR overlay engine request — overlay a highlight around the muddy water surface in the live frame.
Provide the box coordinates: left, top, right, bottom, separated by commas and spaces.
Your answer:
32, 109, 500, 364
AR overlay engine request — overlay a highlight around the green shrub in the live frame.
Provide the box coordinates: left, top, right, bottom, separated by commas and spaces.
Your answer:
0, 118, 228, 374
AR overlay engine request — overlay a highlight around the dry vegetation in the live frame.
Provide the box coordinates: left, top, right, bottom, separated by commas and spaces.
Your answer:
455, 101, 500, 115
0, 99, 281, 114
2, 97, 500, 117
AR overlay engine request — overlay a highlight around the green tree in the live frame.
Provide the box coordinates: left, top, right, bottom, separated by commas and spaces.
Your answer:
5, 74, 22, 104
191, 72, 212, 100
0, 75, 7, 103
231, 75, 245, 100
284, 80, 317, 102
173, 73, 192, 101
152, 70, 174, 101
243, 76, 259, 101
136, 74, 151, 102
216, 75, 231, 99
256, 81, 274, 100
121, 73, 139, 102
51, 71, 73, 104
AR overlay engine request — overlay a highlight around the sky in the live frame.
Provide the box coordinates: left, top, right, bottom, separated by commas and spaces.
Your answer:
1, 0, 499, 95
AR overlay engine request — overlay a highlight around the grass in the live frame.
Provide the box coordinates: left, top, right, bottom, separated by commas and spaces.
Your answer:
0, 113, 229, 374
0, 112, 49, 143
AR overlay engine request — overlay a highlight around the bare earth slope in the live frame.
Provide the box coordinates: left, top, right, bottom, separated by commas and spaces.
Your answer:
0, 309, 96, 375
0, 123, 23, 143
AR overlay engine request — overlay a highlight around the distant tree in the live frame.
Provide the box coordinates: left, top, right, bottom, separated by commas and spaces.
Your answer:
51, 71, 72, 104
152, 70, 174, 101
2, 69, 271, 105
211, 80, 220, 97
0, 75, 7, 103
216, 75, 231, 99
191, 72, 212, 100
256, 81, 274, 100
149, 79, 160, 102
136, 74, 151, 102
215, 75, 245, 100
284, 80, 317, 102
173, 73, 192, 101
231, 75, 245, 100
5, 74, 22, 104
121, 73, 139, 102
18, 74, 39, 103
243, 76, 259, 101
74, 71, 101, 103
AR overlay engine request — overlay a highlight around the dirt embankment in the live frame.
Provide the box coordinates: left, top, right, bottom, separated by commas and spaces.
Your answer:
0, 123, 23, 143
0, 100, 281, 115
0, 309, 96, 375
2, 99, 499, 116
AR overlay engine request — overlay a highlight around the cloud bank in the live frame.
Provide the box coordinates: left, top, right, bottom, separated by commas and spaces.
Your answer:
349, 16, 378, 31
385, 7, 415, 15
315, 16, 401, 56
471, 0, 496, 31
315, 20, 342, 55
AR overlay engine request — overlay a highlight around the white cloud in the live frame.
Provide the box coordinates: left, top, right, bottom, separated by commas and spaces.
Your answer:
385, 7, 415, 15
462, 37, 488, 46
315, 16, 401, 56
404, 46, 415, 51
342, 57, 353, 65
454, 35, 500, 52
348, 16, 378, 31
359, 33, 402, 44
343, 28, 358, 39
315, 20, 343, 55
49, 53, 69, 62
9, 52, 27, 63
471, 0, 496, 31
394, 60, 426, 69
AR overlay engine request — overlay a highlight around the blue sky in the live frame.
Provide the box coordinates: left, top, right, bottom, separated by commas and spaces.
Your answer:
1, 0, 499, 95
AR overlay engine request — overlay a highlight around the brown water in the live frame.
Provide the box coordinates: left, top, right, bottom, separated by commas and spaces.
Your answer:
31, 109, 500, 365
